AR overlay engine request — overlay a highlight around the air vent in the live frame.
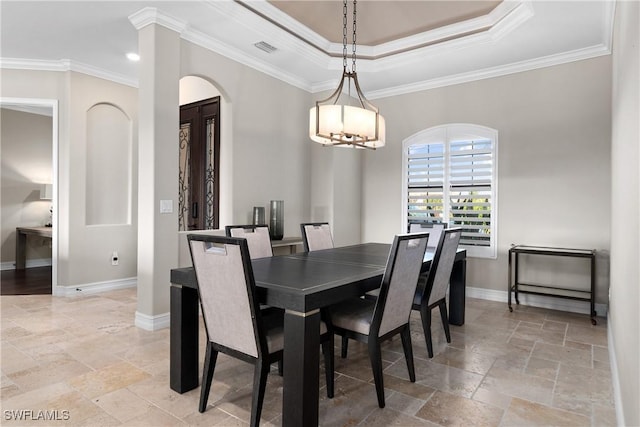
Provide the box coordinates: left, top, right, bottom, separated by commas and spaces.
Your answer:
254, 41, 277, 54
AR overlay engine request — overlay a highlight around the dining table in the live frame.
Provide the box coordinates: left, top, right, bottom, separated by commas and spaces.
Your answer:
169, 242, 467, 426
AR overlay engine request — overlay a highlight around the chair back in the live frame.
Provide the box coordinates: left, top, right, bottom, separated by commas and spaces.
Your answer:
425, 228, 462, 306
225, 225, 273, 259
300, 222, 334, 252
408, 221, 447, 249
188, 234, 264, 358
373, 233, 429, 337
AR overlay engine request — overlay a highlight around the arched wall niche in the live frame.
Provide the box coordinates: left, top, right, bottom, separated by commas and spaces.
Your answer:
85, 102, 132, 226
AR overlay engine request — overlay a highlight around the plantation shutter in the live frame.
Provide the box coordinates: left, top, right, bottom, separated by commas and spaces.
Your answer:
403, 125, 497, 258
407, 143, 445, 224
449, 139, 493, 249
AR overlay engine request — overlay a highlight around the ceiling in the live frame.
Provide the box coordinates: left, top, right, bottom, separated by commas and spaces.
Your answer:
1, 1, 615, 99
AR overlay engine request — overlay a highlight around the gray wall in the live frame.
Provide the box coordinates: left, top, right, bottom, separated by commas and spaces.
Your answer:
610, 1, 639, 425
0, 108, 53, 266
362, 56, 612, 306
181, 41, 313, 237
1, 70, 138, 291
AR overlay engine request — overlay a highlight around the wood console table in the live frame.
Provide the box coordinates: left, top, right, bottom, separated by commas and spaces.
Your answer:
508, 245, 596, 324
15, 227, 52, 270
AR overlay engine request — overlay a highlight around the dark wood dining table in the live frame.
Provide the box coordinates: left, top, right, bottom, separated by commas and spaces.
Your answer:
169, 242, 466, 426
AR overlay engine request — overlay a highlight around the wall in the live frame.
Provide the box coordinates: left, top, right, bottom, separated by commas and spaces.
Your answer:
1, 70, 67, 289
609, 1, 639, 425
0, 69, 138, 291
181, 41, 312, 237
0, 108, 53, 267
362, 56, 612, 306
66, 72, 138, 288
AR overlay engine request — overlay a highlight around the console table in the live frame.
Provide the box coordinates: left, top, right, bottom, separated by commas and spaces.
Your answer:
270, 236, 303, 254
508, 245, 596, 324
15, 227, 53, 270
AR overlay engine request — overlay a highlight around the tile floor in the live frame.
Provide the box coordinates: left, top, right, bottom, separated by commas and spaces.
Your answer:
1, 288, 616, 426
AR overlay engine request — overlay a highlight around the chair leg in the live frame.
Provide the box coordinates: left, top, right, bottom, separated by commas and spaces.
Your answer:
420, 304, 434, 358
368, 340, 385, 408
400, 326, 416, 382
341, 335, 349, 359
439, 301, 451, 343
250, 360, 270, 427
322, 334, 335, 398
199, 342, 218, 413
277, 359, 283, 376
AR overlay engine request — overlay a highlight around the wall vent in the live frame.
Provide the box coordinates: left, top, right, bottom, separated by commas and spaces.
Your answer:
254, 41, 277, 53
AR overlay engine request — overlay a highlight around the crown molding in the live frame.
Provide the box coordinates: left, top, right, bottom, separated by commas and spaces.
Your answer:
181, 27, 312, 93
128, 7, 187, 34
0, 58, 138, 88
237, 0, 532, 65
367, 43, 612, 100
602, 0, 616, 52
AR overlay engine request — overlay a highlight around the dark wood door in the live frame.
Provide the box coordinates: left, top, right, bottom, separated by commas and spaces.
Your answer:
179, 97, 220, 230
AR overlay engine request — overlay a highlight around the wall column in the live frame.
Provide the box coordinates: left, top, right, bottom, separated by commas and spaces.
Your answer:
135, 23, 181, 330
309, 145, 362, 247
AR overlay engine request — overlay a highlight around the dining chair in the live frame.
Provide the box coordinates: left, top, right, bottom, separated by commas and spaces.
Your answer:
188, 234, 334, 427
408, 220, 447, 249
412, 227, 462, 358
225, 225, 273, 259
300, 222, 334, 252
328, 233, 429, 408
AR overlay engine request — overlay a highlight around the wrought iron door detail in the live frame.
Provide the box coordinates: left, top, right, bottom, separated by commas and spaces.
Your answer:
178, 123, 191, 231
204, 118, 215, 229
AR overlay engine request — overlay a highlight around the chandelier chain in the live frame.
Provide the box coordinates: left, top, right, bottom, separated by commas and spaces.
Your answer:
352, 0, 357, 73
342, 0, 348, 70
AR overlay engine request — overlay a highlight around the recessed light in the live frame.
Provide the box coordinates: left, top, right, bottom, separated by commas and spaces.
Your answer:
126, 52, 140, 62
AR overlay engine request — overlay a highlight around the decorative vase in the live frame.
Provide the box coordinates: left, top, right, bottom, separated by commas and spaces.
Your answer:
252, 206, 265, 225
269, 200, 284, 240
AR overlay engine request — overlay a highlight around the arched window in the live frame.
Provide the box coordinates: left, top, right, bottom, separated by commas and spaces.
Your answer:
402, 124, 498, 258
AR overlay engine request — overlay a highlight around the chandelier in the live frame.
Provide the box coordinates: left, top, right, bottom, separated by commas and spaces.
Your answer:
309, 0, 385, 150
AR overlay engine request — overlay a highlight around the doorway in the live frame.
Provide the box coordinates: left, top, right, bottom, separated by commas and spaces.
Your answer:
178, 97, 220, 231
0, 98, 58, 295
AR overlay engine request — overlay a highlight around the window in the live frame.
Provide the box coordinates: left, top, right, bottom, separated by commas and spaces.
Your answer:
403, 124, 498, 258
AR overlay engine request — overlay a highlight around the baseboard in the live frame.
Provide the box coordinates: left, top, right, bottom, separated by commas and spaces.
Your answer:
608, 314, 624, 426
135, 310, 170, 331
466, 286, 608, 318
53, 277, 136, 297
0, 258, 52, 271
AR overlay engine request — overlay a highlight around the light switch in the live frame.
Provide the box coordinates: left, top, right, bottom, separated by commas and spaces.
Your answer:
160, 200, 173, 214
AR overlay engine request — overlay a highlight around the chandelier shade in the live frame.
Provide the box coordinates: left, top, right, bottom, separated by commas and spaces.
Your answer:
308, 0, 385, 150
309, 102, 386, 149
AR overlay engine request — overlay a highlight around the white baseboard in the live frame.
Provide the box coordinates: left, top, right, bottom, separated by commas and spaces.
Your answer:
466, 286, 608, 318
135, 310, 170, 331
1, 258, 52, 271
53, 277, 136, 297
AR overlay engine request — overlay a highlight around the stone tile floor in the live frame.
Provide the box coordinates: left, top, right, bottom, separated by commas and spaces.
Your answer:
1, 288, 615, 426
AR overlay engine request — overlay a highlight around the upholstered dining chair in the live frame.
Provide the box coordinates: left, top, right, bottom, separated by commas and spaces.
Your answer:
300, 222, 334, 252
408, 220, 447, 249
225, 225, 273, 259
328, 233, 429, 408
412, 227, 462, 358
188, 234, 334, 427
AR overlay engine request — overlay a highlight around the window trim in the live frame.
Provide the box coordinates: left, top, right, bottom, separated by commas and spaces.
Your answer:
401, 123, 498, 259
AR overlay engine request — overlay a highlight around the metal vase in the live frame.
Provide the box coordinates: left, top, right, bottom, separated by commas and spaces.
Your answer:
252, 206, 265, 225
269, 200, 284, 240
